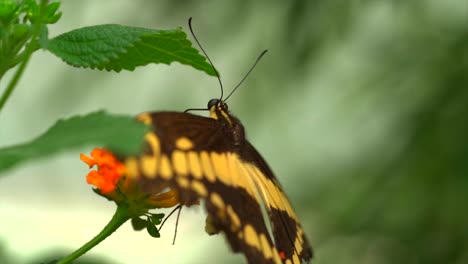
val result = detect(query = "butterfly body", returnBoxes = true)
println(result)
[124,99,312,264]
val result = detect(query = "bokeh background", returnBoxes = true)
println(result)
[1,0,467,263]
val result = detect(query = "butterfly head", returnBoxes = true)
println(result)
[207,98,228,111]
[208,98,231,124]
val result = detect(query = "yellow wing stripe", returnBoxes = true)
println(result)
[244,224,261,252]
[159,155,172,180]
[228,153,259,199]
[249,163,297,220]
[187,151,203,179]
[294,228,305,254]
[172,150,188,176]
[259,233,273,259]
[140,155,158,178]
[176,176,190,189]
[124,157,139,179]
[136,113,152,125]
[175,137,194,150]
[200,151,216,182]
[210,192,225,210]
[226,205,241,232]
[292,253,301,264]
[145,133,161,156]
[211,152,231,185]
[191,180,208,197]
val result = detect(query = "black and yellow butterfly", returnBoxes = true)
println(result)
[123,19,312,264]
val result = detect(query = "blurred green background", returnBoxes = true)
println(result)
[1,0,467,263]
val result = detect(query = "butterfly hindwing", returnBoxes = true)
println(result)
[242,142,313,263]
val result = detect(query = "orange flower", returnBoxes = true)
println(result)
[80,147,183,209]
[80,148,125,195]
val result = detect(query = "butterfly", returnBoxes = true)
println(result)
[123,18,313,264]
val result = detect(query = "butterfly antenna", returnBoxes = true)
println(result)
[188,17,224,100]
[224,49,268,102]
[183,107,208,113]
[172,206,183,245]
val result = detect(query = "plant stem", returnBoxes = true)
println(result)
[0,53,32,111]
[0,0,47,113]
[56,205,132,264]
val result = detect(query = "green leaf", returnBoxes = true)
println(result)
[0,110,149,174]
[131,217,148,231]
[46,2,60,17]
[148,213,165,225]
[45,24,216,76]
[45,2,61,24]
[146,221,161,238]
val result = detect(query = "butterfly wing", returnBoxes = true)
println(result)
[240,142,313,263]
[127,111,283,264]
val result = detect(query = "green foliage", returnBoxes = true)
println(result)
[0,0,17,19]
[146,220,161,238]
[131,217,148,231]
[0,111,149,174]
[146,213,165,238]
[0,0,61,112]
[131,213,165,238]
[148,213,165,225]
[21,0,61,24]
[45,24,216,75]
[44,1,60,23]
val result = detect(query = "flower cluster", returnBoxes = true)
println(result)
[80,148,125,195]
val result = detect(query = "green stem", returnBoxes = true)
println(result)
[0,51,33,111]
[0,0,47,113]
[56,205,132,264]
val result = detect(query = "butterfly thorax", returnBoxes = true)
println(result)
[208,98,245,147]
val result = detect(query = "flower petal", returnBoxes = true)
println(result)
[80,153,97,168]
